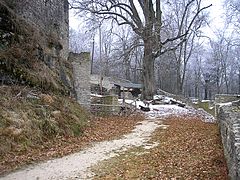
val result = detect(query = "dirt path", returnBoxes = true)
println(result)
[1,105,225,179]
[1,119,167,179]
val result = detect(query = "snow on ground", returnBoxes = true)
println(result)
[146,104,190,119]
[1,98,215,180]
[119,98,216,123]
[218,102,233,107]
[120,99,189,117]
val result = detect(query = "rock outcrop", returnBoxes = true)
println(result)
[0,0,72,93]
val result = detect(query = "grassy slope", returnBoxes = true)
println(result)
[0,86,144,175]
[0,86,89,166]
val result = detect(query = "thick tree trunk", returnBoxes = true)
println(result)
[142,39,155,100]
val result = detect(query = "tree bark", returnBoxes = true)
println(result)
[124,57,131,80]
[142,39,155,100]
[176,61,182,95]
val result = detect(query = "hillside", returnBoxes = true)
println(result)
[0,0,89,164]
[0,85,89,162]
[0,85,142,175]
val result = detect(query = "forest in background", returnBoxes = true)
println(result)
[69,0,240,100]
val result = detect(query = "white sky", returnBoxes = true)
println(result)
[69,0,226,38]
[202,0,225,38]
[69,11,84,30]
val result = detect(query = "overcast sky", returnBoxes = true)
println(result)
[69,0,226,37]
[203,0,225,36]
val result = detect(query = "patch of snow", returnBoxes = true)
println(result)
[119,99,149,109]
[162,97,173,104]
[218,102,233,107]
[145,104,190,120]
[186,107,216,123]
[91,94,103,97]
[122,98,216,123]
[201,100,210,102]
[153,95,164,100]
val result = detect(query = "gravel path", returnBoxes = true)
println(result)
[1,105,213,180]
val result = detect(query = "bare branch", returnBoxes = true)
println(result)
[129,0,143,29]
[178,0,195,37]
[162,3,212,46]
[154,39,187,57]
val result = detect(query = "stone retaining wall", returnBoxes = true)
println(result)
[218,100,240,180]
[215,94,240,117]
[215,94,240,104]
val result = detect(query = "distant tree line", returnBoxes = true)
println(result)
[69,0,240,100]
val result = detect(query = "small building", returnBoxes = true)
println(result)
[90,74,142,98]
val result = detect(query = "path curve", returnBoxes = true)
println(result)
[1,105,211,180]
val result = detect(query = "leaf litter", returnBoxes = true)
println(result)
[93,116,227,180]
[1,105,227,179]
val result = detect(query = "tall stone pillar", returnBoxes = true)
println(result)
[69,52,91,109]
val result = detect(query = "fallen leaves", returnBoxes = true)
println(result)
[0,112,228,179]
[93,116,228,180]
[0,114,144,175]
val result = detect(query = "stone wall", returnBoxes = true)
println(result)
[90,75,114,91]
[0,0,71,92]
[0,0,93,108]
[215,94,240,104]
[2,0,69,60]
[91,95,120,116]
[70,52,91,108]
[215,94,240,117]
[218,100,240,180]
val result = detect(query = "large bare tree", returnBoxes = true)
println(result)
[71,0,211,100]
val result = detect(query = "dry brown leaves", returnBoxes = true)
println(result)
[93,116,228,180]
[0,115,143,175]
